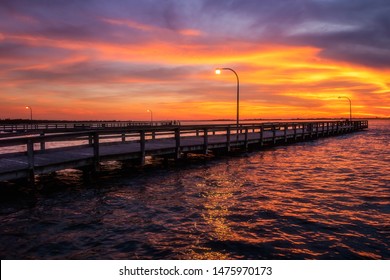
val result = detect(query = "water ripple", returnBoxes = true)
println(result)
[0,120,389,259]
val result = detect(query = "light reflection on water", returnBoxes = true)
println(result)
[0,120,389,259]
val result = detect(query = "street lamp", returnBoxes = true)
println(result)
[215,67,240,128]
[338,96,352,120]
[146,109,153,125]
[25,106,32,121]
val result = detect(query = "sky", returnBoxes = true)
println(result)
[1,0,389,121]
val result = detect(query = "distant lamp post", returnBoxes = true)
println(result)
[215,67,240,128]
[25,106,33,121]
[338,96,352,120]
[147,109,153,125]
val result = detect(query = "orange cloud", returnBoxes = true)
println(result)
[1,29,389,120]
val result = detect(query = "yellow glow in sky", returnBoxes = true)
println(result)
[1,2,389,120]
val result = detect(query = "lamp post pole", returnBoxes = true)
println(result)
[215,67,240,128]
[147,109,153,125]
[338,96,352,120]
[25,106,33,121]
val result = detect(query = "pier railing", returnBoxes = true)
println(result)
[0,120,181,136]
[0,120,368,182]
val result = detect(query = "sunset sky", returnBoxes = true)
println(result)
[1,0,389,120]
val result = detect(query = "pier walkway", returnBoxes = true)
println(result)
[0,120,368,182]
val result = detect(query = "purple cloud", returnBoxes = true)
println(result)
[1,0,389,69]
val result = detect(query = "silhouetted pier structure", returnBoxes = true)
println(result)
[0,120,180,137]
[0,120,368,182]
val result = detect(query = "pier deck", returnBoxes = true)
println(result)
[0,120,368,182]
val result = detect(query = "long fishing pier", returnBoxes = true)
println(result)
[0,120,368,182]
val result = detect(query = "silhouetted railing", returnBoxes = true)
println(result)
[0,120,181,135]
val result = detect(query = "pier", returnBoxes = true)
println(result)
[0,120,368,183]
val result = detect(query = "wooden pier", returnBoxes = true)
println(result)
[0,120,368,182]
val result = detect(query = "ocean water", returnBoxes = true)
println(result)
[0,120,389,259]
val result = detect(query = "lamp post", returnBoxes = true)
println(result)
[25,106,32,121]
[215,67,240,128]
[338,96,352,121]
[147,109,153,125]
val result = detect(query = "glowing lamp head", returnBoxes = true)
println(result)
[215,68,221,75]
[147,109,151,113]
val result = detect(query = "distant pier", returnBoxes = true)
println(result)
[0,120,368,183]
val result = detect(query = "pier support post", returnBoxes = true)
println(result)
[140,130,146,165]
[203,128,208,154]
[260,126,264,147]
[226,127,231,152]
[93,132,100,171]
[272,125,276,144]
[309,123,313,138]
[284,125,288,143]
[175,128,181,160]
[40,132,45,151]
[27,139,35,183]
[244,128,248,150]
[293,124,297,141]
[80,165,96,182]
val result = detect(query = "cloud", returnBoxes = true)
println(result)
[200,0,390,68]
[0,41,73,62]
[0,0,389,119]
[2,0,389,68]
[4,58,200,85]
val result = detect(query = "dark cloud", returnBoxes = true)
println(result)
[280,1,390,68]
[200,0,390,68]
[0,0,156,44]
[0,42,73,61]
[4,59,198,84]
[1,0,389,68]
[319,44,390,69]
[146,0,390,69]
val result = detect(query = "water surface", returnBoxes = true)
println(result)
[0,120,389,259]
